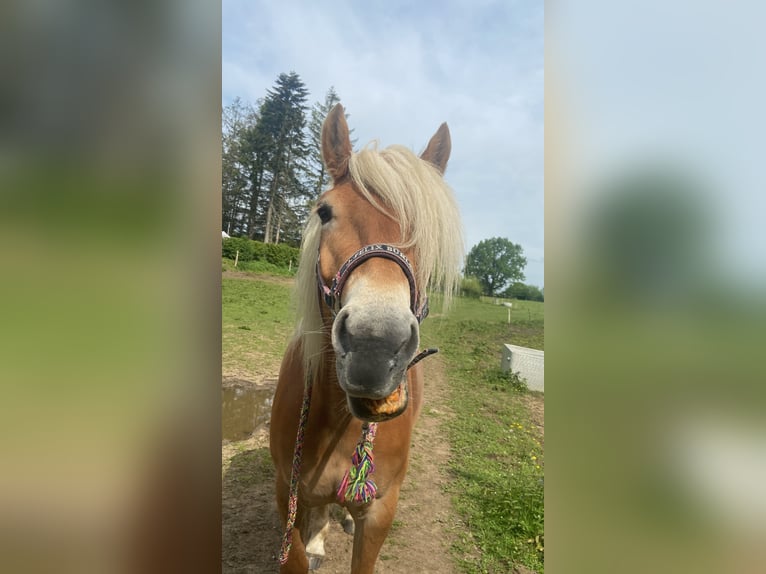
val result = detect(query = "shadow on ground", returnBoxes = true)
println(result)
[222,446,282,574]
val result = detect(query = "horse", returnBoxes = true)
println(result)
[270,103,463,573]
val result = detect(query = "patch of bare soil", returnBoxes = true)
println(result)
[222,357,463,573]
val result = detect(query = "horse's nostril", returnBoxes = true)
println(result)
[406,316,420,357]
[334,308,352,353]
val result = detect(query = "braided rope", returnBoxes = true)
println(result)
[336,422,378,503]
[278,378,313,565]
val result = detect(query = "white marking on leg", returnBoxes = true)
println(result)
[304,505,330,558]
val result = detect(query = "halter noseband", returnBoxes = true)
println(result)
[316,244,429,323]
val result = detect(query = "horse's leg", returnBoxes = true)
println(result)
[275,478,310,574]
[301,503,331,570]
[349,489,400,574]
[341,507,355,535]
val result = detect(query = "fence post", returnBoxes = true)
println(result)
[502,302,513,324]
[234,249,239,268]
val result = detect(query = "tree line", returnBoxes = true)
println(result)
[223,72,354,245]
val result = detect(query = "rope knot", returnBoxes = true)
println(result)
[337,422,379,504]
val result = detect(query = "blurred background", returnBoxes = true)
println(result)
[0,1,220,572]
[548,2,766,573]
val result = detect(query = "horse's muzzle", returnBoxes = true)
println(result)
[331,305,419,421]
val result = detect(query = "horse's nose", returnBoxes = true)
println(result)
[332,305,419,358]
[332,305,419,396]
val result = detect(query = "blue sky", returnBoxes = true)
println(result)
[222,0,544,288]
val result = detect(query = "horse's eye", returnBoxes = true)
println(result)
[317,203,333,224]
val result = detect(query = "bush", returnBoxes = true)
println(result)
[250,240,266,262]
[504,282,544,302]
[222,237,299,269]
[263,242,300,268]
[222,237,254,261]
[460,275,484,299]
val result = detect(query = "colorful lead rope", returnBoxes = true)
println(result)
[278,378,313,564]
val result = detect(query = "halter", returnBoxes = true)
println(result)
[316,243,429,323]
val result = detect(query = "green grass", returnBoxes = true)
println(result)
[222,257,297,277]
[429,295,544,349]
[421,296,545,573]
[222,277,294,378]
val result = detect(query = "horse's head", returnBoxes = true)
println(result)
[314,104,455,423]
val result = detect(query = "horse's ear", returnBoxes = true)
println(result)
[420,122,451,174]
[322,103,353,181]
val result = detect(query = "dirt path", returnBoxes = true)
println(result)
[222,356,462,573]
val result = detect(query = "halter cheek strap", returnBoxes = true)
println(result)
[316,244,429,323]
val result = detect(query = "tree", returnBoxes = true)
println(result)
[464,237,527,296]
[221,76,359,245]
[255,72,310,244]
[306,87,355,197]
[240,100,273,239]
[222,98,258,236]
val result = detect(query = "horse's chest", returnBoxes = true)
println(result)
[299,450,355,504]
[298,433,406,506]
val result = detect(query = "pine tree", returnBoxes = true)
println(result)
[254,72,310,244]
[306,87,356,197]
[240,110,272,239]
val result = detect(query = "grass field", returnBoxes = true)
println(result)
[421,296,545,573]
[221,276,293,378]
[223,256,297,277]
[222,273,544,572]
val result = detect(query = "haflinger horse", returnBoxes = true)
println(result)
[270,104,463,574]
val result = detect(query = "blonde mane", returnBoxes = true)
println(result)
[292,142,464,378]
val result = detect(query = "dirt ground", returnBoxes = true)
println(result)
[222,357,543,573]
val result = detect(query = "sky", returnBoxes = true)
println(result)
[222,0,544,288]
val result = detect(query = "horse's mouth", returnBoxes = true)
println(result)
[346,380,409,423]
